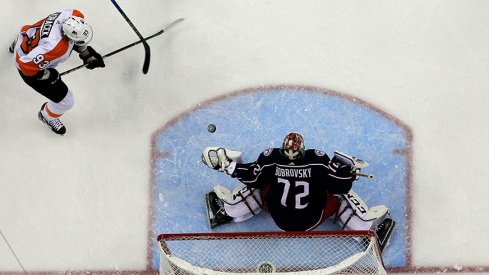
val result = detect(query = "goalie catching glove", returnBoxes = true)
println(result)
[201,147,241,174]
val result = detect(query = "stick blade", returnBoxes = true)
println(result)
[142,41,151,74]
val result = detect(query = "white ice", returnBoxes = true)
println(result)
[1,1,489,274]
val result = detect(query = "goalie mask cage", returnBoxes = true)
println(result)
[157,230,387,275]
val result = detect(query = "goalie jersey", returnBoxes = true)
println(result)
[231,148,354,231]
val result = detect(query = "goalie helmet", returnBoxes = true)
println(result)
[281,132,305,160]
[62,16,93,46]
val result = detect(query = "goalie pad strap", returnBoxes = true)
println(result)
[334,202,354,229]
[235,189,262,215]
[214,184,261,206]
[214,184,262,222]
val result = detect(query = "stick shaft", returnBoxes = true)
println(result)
[110,0,150,74]
[357,172,374,179]
[60,18,184,76]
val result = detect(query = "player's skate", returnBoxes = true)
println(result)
[205,191,232,229]
[38,103,66,135]
[375,218,395,252]
[8,40,16,53]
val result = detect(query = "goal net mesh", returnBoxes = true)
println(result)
[157,231,386,275]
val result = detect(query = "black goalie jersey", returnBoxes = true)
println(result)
[231,148,354,231]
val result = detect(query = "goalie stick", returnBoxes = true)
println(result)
[60,18,184,76]
[355,171,375,179]
[110,0,151,74]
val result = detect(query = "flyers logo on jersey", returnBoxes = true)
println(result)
[41,12,61,39]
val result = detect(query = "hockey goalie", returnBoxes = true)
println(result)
[201,132,396,251]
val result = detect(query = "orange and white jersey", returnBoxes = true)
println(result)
[13,9,86,77]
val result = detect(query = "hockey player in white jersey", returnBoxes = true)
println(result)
[10,9,105,135]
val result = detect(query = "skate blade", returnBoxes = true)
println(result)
[205,193,216,229]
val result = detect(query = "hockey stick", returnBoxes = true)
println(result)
[0,229,27,275]
[60,18,184,76]
[355,171,375,179]
[110,0,151,74]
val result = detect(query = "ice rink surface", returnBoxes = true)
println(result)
[1,0,489,274]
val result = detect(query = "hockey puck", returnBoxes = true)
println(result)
[207,124,216,133]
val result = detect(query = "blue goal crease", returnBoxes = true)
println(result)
[151,87,410,269]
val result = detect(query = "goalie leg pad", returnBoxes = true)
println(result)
[336,190,389,231]
[335,191,396,252]
[213,184,234,204]
[214,184,262,222]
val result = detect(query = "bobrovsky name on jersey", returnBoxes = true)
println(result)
[275,167,312,178]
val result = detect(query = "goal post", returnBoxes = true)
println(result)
[157,230,387,274]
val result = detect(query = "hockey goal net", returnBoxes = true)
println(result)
[157,230,386,275]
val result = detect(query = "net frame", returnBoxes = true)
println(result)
[157,230,387,275]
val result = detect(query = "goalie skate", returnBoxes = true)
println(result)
[375,218,396,252]
[205,191,232,229]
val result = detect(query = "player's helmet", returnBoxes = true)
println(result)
[62,16,93,46]
[281,132,305,160]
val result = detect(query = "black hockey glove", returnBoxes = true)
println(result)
[36,68,60,84]
[79,46,105,69]
[337,163,357,179]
